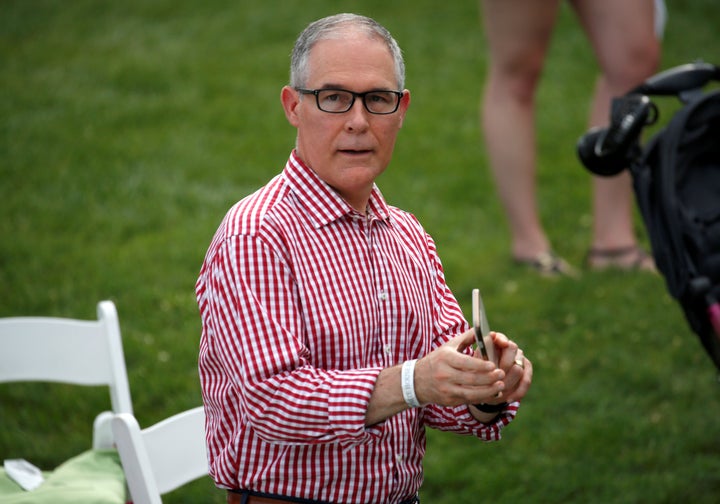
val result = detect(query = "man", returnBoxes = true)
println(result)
[196,13,532,504]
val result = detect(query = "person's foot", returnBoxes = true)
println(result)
[586,245,656,272]
[514,251,579,278]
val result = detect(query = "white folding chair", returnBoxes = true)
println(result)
[111,406,208,504]
[0,300,134,501]
[0,299,133,446]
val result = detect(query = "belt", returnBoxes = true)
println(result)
[228,490,420,504]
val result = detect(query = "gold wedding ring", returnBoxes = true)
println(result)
[514,357,525,370]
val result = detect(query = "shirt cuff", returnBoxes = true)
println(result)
[465,401,519,441]
[327,367,385,444]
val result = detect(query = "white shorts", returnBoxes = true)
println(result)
[654,0,667,39]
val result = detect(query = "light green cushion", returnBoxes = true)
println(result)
[0,450,126,503]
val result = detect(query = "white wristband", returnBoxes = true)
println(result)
[401,359,422,408]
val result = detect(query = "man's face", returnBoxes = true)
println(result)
[281,32,410,211]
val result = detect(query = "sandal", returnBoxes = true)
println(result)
[586,245,656,272]
[514,251,579,278]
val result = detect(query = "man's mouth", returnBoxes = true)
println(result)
[339,148,372,155]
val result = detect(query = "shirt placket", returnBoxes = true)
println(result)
[364,213,395,368]
[366,212,410,502]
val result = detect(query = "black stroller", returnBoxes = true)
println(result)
[577,62,720,371]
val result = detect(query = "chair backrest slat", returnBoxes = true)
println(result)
[0,300,133,417]
[112,407,208,504]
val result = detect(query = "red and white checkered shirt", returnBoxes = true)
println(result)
[196,151,517,504]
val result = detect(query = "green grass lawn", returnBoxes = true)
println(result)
[2,1,719,502]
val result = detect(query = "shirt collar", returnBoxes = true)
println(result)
[283,150,391,228]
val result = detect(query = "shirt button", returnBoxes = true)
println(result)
[396,454,404,463]
[384,344,392,355]
[378,290,388,301]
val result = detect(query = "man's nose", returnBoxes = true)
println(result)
[344,98,370,129]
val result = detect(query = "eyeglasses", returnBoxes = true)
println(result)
[295,88,404,115]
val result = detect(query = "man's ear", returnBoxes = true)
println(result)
[397,89,411,128]
[281,86,301,127]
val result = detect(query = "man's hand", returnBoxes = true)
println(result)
[413,329,505,407]
[490,331,532,405]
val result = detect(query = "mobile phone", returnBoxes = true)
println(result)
[472,288,496,364]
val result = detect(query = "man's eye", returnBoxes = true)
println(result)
[321,91,350,103]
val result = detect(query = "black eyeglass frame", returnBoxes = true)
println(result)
[295,87,404,115]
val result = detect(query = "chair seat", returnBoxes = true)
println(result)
[0,449,126,503]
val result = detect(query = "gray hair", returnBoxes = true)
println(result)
[289,13,405,90]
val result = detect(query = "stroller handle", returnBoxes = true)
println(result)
[631,62,720,96]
